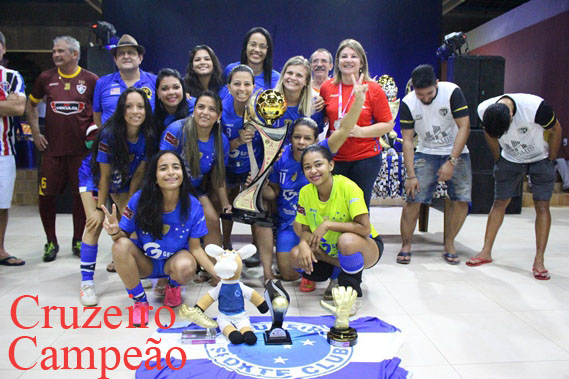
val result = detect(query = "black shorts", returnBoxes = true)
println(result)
[302,235,384,281]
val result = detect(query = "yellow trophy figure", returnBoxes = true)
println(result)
[320,286,359,347]
[377,75,402,149]
[232,89,289,226]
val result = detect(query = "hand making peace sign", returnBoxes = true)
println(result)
[101,204,120,236]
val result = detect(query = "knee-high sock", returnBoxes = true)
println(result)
[72,193,86,241]
[126,282,147,304]
[80,243,97,282]
[39,194,57,244]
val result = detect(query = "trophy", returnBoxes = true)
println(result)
[232,89,289,227]
[378,74,402,150]
[320,286,358,347]
[263,279,292,345]
[179,304,218,345]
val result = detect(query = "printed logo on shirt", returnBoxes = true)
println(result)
[98,141,109,153]
[75,80,87,95]
[438,108,449,117]
[164,131,179,147]
[49,82,59,87]
[162,225,170,235]
[349,197,360,204]
[50,101,85,115]
[291,172,298,182]
[413,114,423,120]
[123,205,134,220]
[110,87,121,95]
[141,87,153,99]
[297,204,306,215]
[518,127,528,134]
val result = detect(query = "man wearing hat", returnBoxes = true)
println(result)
[93,34,157,126]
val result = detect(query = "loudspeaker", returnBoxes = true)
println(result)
[446,56,505,129]
[467,129,495,171]
[80,46,114,77]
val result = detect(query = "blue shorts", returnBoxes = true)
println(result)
[494,157,555,201]
[78,156,97,193]
[276,225,299,253]
[145,258,168,279]
[408,152,472,204]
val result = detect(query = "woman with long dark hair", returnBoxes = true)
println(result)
[220,27,280,99]
[154,68,194,138]
[291,143,384,316]
[77,87,156,306]
[160,90,231,248]
[183,45,224,97]
[102,151,217,326]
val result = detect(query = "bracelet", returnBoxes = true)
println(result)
[406,176,416,179]
[110,230,120,236]
[96,207,104,212]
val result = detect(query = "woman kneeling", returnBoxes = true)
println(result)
[102,151,217,326]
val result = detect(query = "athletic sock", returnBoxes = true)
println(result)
[331,266,341,279]
[80,242,98,281]
[38,195,57,244]
[126,282,147,304]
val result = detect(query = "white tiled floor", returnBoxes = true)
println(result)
[1,205,568,378]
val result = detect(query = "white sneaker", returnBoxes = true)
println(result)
[350,298,362,317]
[141,279,153,288]
[80,283,98,306]
[322,279,338,301]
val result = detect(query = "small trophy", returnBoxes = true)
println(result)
[263,279,292,345]
[178,304,218,345]
[320,286,358,347]
[378,75,402,150]
[232,89,288,227]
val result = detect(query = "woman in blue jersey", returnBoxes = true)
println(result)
[154,68,195,138]
[273,56,325,137]
[220,27,279,99]
[292,142,384,315]
[102,151,218,326]
[77,87,156,306]
[264,74,368,285]
[183,45,224,98]
[160,90,231,248]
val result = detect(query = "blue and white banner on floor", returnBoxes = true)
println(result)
[136,316,409,378]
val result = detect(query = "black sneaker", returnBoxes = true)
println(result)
[243,251,261,268]
[42,242,59,262]
[72,239,81,257]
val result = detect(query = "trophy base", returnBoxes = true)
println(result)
[181,328,217,344]
[232,208,274,228]
[327,327,358,347]
[263,329,292,345]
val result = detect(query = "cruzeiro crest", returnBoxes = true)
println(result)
[205,321,352,378]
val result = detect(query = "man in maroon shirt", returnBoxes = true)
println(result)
[27,36,98,262]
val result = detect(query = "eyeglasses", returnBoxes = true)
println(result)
[247,41,268,51]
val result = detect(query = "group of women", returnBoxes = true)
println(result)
[79,26,395,326]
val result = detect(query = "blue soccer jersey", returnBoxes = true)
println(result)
[269,139,330,230]
[159,119,230,188]
[162,98,196,128]
[219,61,280,99]
[93,70,157,124]
[96,131,147,192]
[221,94,263,175]
[119,190,207,260]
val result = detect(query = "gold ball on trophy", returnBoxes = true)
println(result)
[377,74,398,102]
[272,296,289,312]
[256,89,287,126]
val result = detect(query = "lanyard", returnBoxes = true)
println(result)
[337,82,355,120]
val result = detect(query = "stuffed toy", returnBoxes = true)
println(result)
[179,244,269,345]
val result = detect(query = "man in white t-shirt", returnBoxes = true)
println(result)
[398,64,471,265]
[467,94,561,280]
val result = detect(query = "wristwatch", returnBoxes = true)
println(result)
[448,156,458,166]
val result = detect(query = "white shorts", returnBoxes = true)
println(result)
[0,155,16,209]
[217,311,251,333]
